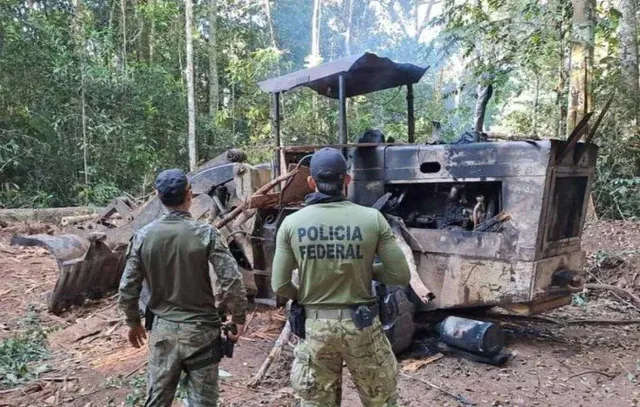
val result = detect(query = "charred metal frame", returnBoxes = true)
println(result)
[338,74,347,155]
[272,92,281,178]
[407,84,415,143]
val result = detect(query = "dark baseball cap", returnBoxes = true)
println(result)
[154,168,190,205]
[310,148,347,182]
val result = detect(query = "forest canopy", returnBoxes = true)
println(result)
[0,0,638,219]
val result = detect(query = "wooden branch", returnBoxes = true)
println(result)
[400,373,474,406]
[585,283,640,308]
[564,370,618,381]
[247,319,292,388]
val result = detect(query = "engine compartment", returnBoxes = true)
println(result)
[384,181,502,232]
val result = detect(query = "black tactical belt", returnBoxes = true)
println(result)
[304,304,379,324]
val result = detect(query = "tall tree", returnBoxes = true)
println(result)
[345,0,354,56]
[209,0,219,118]
[618,0,639,125]
[71,0,89,186]
[566,0,595,134]
[264,0,277,49]
[185,0,197,170]
[307,0,322,67]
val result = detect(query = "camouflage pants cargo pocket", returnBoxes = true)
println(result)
[292,320,344,407]
[291,345,316,399]
[292,318,398,407]
[344,319,398,407]
[145,319,220,407]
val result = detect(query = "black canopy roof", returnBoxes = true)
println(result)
[257,53,428,98]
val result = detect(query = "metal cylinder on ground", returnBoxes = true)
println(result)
[437,316,505,355]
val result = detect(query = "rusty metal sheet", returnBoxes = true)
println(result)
[408,228,503,259]
[415,253,534,311]
[257,53,427,98]
[280,164,312,204]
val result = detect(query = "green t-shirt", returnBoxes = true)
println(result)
[271,200,410,307]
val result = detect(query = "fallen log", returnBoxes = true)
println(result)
[0,206,102,224]
[60,213,100,226]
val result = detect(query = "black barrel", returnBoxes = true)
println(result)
[438,316,505,355]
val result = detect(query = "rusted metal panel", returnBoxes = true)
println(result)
[408,228,503,259]
[502,295,572,315]
[530,251,585,299]
[414,253,534,310]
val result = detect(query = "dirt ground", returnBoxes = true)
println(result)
[0,220,639,407]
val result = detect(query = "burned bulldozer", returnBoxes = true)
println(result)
[12,53,599,355]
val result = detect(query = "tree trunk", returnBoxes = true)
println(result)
[81,71,88,186]
[185,0,197,170]
[308,0,322,67]
[566,0,595,135]
[618,0,639,125]
[209,0,219,118]
[474,84,493,133]
[120,0,127,71]
[533,74,540,135]
[72,0,89,186]
[264,0,277,49]
[345,0,354,55]
[149,0,155,64]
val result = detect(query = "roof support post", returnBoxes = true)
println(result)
[338,74,347,157]
[407,84,415,143]
[272,91,281,178]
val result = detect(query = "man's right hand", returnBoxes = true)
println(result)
[226,324,244,342]
[128,325,147,348]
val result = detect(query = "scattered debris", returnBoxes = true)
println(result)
[402,353,444,372]
[247,320,292,388]
[585,283,640,308]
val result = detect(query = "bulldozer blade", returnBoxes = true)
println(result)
[11,234,90,266]
[49,237,126,315]
[11,233,126,314]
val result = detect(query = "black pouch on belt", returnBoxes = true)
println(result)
[183,335,224,373]
[144,306,155,331]
[350,304,378,330]
[288,301,306,339]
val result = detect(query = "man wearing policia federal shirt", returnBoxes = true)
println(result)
[271,147,411,406]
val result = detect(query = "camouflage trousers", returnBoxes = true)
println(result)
[145,318,220,407]
[292,315,398,407]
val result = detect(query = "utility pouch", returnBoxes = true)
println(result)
[144,306,155,331]
[288,301,306,339]
[183,336,224,373]
[350,305,378,330]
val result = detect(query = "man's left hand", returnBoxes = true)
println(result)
[128,325,147,348]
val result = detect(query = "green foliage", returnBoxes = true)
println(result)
[0,0,637,219]
[125,375,146,406]
[0,314,50,387]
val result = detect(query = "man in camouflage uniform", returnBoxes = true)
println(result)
[271,148,411,406]
[119,168,248,407]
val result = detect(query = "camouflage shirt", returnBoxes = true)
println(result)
[118,210,247,327]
